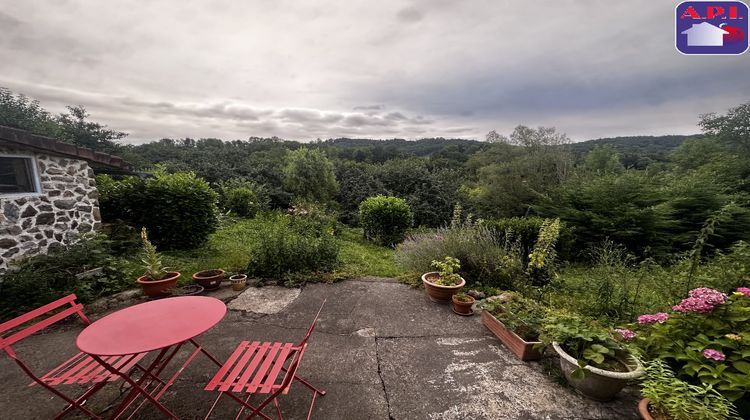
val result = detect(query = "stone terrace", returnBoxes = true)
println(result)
[0,279,639,419]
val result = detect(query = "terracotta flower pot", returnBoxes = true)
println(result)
[553,342,643,401]
[481,310,542,361]
[422,272,465,303]
[451,294,475,315]
[638,398,655,420]
[230,274,247,291]
[192,269,225,290]
[136,271,181,298]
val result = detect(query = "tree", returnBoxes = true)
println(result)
[282,147,338,203]
[56,106,126,152]
[583,145,624,174]
[700,102,750,154]
[335,161,385,225]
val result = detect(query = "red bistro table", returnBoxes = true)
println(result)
[77,296,227,419]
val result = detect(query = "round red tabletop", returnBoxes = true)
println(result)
[77,296,226,356]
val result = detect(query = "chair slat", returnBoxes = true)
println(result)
[205,340,251,391]
[2,305,83,347]
[50,355,97,385]
[259,343,294,393]
[0,295,77,335]
[106,352,147,382]
[35,352,87,385]
[245,342,283,393]
[225,341,267,392]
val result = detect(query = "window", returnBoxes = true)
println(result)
[0,155,41,195]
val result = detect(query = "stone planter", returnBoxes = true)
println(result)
[422,272,465,303]
[192,269,225,290]
[553,342,643,401]
[136,271,181,298]
[481,310,542,361]
[230,274,247,291]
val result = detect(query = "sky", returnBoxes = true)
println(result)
[1,1,748,144]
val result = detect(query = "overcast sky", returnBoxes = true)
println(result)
[1,1,748,144]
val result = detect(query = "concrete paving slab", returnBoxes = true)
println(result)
[227,285,300,314]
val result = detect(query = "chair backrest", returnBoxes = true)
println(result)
[297,299,326,347]
[0,294,90,358]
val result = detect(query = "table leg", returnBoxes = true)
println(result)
[90,350,178,419]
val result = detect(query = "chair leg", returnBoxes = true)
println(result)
[273,398,283,420]
[54,380,108,419]
[280,367,326,396]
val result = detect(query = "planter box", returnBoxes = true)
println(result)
[481,310,542,361]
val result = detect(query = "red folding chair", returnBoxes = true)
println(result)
[0,294,148,419]
[204,300,327,420]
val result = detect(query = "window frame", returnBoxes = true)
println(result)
[0,153,43,198]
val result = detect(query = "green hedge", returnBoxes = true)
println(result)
[97,171,219,250]
[359,195,413,246]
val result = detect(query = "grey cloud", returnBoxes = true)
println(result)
[396,7,424,23]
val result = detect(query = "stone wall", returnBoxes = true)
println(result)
[0,148,101,271]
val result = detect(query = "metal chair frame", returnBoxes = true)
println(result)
[0,294,146,419]
[204,300,327,420]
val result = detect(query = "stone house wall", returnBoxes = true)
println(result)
[0,148,101,271]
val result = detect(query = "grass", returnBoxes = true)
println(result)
[153,217,403,284]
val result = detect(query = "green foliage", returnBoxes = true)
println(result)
[539,311,628,372]
[140,228,168,280]
[481,292,546,341]
[246,212,340,278]
[633,290,750,403]
[700,101,750,154]
[582,144,624,174]
[527,218,561,286]
[359,195,413,246]
[97,170,219,250]
[640,359,737,420]
[429,256,463,286]
[334,161,385,225]
[217,178,268,218]
[395,224,524,289]
[282,147,338,203]
[0,234,134,320]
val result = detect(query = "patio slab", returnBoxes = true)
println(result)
[0,278,639,419]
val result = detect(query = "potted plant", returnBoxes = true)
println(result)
[422,256,465,303]
[230,273,247,291]
[632,287,750,417]
[452,292,475,316]
[539,311,643,401]
[136,228,181,298]
[637,359,737,420]
[480,292,544,361]
[192,268,225,290]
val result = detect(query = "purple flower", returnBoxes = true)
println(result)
[615,328,636,341]
[673,288,728,314]
[703,349,726,362]
[673,297,716,314]
[689,288,727,305]
[737,287,750,297]
[637,313,669,324]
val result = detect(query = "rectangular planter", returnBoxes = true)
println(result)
[481,310,542,361]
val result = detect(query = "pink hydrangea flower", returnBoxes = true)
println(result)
[689,288,728,305]
[615,328,636,341]
[673,288,728,313]
[637,313,669,324]
[703,349,726,362]
[737,287,750,297]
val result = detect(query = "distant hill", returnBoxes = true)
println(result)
[572,134,700,158]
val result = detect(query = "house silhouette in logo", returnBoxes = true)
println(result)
[681,22,730,46]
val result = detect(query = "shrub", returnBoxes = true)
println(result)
[359,195,413,246]
[640,360,737,420]
[481,216,573,264]
[97,170,219,250]
[282,147,338,203]
[217,178,268,218]
[633,287,750,408]
[246,212,340,278]
[0,234,134,319]
[395,224,524,289]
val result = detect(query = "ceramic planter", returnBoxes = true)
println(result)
[230,274,247,291]
[553,342,643,401]
[136,271,181,298]
[451,294,475,315]
[422,272,465,303]
[192,269,225,290]
[481,310,542,361]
